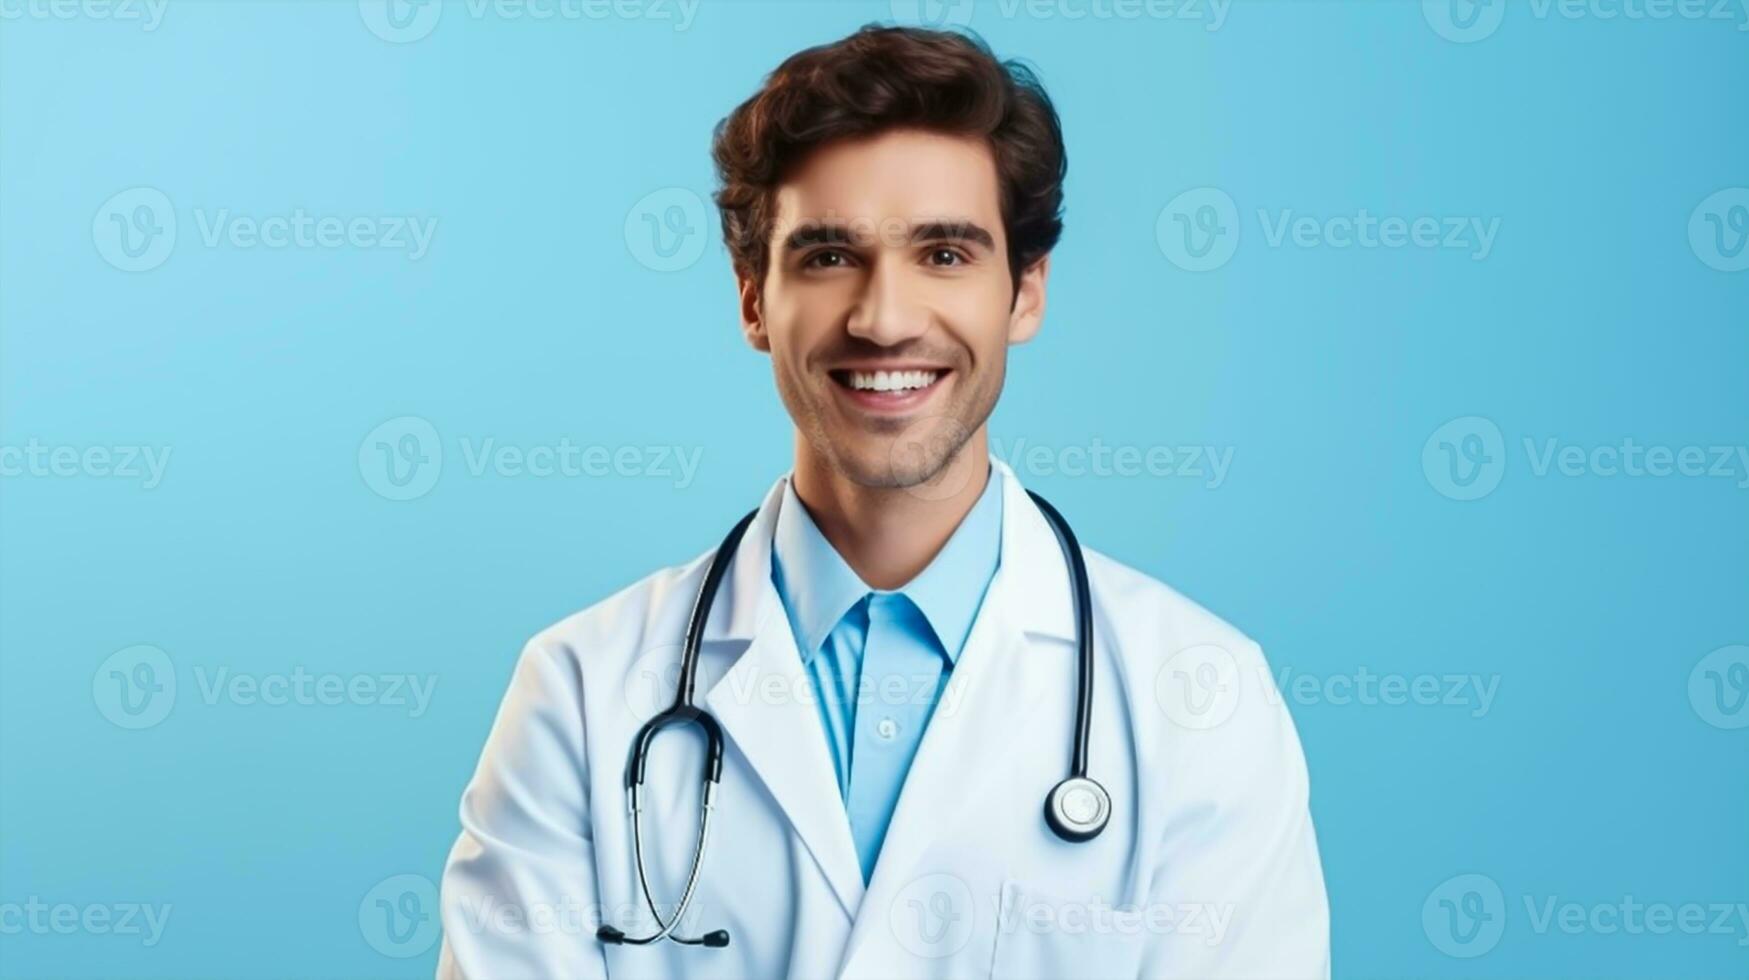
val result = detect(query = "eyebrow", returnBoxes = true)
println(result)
[781,219,997,254]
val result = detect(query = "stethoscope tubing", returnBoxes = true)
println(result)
[1024,490,1095,779]
[601,487,1103,950]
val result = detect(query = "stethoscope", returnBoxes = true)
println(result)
[596,489,1108,950]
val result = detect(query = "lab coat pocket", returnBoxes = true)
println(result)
[988,879,1148,980]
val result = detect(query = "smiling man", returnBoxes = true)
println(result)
[438,24,1328,978]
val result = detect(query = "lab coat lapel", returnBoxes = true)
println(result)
[838,459,1078,970]
[702,478,867,925]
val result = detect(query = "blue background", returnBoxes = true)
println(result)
[2,0,1745,976]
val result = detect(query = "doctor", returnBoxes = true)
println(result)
[437,24,1328,979]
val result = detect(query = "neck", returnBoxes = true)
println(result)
[789,428,992,591]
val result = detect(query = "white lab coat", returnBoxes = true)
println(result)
[436,456,1329,979]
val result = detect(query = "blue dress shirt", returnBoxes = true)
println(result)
[769,464,1004,883]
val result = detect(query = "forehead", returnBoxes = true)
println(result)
[770,128,1003,237]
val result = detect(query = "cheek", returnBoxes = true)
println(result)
[764,279,844,347]
[933,278,1014,353]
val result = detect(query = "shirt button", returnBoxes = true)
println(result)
[876,717,898,740]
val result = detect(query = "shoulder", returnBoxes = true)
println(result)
[1081,545,1265,669]
[524,548,714,670]
[1080,546,1307,791]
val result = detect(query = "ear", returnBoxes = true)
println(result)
[1005,253,1050,345]
[738,273,770,352]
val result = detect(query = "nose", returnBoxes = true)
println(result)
[844,256,930,347]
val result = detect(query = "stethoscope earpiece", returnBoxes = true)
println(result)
[597,925,730,948]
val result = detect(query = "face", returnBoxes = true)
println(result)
[738,127,1050,490]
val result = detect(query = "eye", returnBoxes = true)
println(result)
[804,249,852,269]
[927,247,968,267]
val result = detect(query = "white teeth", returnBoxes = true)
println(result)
[847,369,939,392]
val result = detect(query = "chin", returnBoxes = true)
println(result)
[821,429,970,492]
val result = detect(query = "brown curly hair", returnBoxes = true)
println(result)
[710,24,1066,295]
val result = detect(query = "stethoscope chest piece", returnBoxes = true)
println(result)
[1044,775,1110,842]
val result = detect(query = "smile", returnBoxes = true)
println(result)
[828,367,951,414]
[841,369,940,392]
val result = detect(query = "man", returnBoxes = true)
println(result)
[438,24,1328,978]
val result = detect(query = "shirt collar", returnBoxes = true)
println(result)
[770,462,1005,666]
